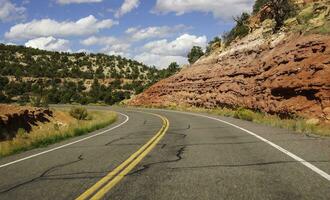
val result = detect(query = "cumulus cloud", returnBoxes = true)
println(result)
[81,36,131,57]
[0,0,26,22]
[125,24,190,41]
[134,53,187,69]
[115,0,140,18]
[25,36,71,52]
[5,15,118,40]
[143,33,207,57]
[101,42,131,57]
[56,0,102,4]
[153,0,253,20]
[77,48,90,53]
[134,33,207,68]
[107,50,131,57]
[81,36,118,46]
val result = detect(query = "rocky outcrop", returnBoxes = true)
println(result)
[0,104,53,140]
[129,33,330,121]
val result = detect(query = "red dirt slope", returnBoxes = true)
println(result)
[129,34,330,121]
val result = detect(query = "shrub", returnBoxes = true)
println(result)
[234,108,255,121]
[30,96,48,108]
[16,128,28,139]
[53,123,60,131]
[187,46,204,64]
[69,107,88,120]
[268,0,297,31]
[253,0,270,14]
[206,37,222,55]
[223,12,250,46]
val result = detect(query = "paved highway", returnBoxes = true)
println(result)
[0,107,329,200]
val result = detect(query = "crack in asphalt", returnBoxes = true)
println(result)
[169,160,330,170]
[105,131,139,146]
[175,141,262,146]
[0,155,84,194]
[109,143,167,147]
[128,146,186,176]
[125,124,191,175]
[0,122,192,194]
[170,124,191,132]
[167,132,187,138]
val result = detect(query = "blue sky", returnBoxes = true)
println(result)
[0,0,254,68]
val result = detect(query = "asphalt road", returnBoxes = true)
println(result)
[0,106,329,200]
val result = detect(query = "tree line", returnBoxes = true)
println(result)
[0,44,181,106]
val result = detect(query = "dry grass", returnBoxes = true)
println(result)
[0,109,117,157]
[129,105,330,137]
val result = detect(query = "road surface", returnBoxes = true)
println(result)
[0,106,329,200]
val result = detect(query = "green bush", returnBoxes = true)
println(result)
[69,107,88,120]
[223,12,250,46]
[253,0,269,14]
[234,108,255,121]
[269,0,297,31]
[16,128,28,139]
[187,46,204,64]
[206,37,222,55]
[30,96,48,108]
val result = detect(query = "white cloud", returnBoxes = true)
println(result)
[77,48,90,53]
[25,36,71,52]
[5,15,118,40]
[143,33,207,57]
[0,0,26,22]
[134,53,187,69]
[153,0,253,20]
[107,50,131,58]
[81,36,118,46]
[115,0,140,18]
[101,43,131,57]
[134,33,207,68]
[56,0,102,5]
[104,43,130,52]
[125,24,190,41]
[81,36,131,57]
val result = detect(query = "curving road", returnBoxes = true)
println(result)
[0,106,329,200]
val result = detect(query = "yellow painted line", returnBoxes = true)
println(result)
[76,112,169,200]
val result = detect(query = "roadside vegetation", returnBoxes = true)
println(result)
[0,107,117,157]
[134,105,330,137]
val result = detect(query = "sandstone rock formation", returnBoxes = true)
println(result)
[129,33,330,122]
[0,104,53,140]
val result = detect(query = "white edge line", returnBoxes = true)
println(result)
[0,112,129,169]
[145,108,330,181]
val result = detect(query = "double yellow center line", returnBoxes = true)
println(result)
[76,112,169,200]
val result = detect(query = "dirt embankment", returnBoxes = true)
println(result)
[129,34,330,122]
[0,104,53,140]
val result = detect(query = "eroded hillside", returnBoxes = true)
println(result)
[129,1,330,122]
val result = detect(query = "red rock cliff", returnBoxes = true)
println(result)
[129,34,330,121]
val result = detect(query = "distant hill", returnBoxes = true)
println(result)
[0,44,178,105]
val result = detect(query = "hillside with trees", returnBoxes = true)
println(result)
[0,44,179,106]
